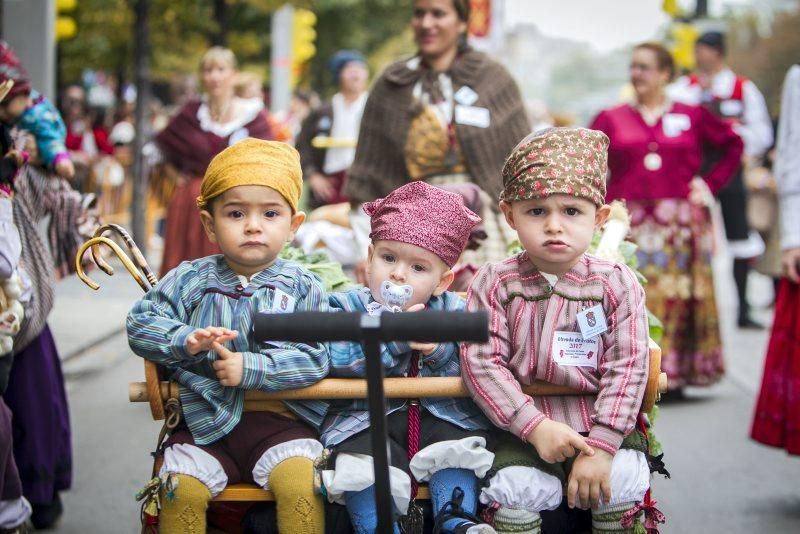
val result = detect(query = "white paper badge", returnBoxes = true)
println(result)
[455,105,491,128]
[271,288,296,314]
[576,304,609,340]
[662,113,690,138]
[552,331,600,369]
[454,85,479,106]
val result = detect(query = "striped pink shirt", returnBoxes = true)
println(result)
[461,252,649,455]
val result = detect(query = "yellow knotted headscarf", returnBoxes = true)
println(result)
[196,138,303,212]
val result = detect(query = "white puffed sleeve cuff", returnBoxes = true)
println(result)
[604,449,650,507]
[480,465,563,512]
[160,443,228,497]
[0,496,32,530]
[409,437,495,482]
[321,453,412,515]
[251,438,323,490]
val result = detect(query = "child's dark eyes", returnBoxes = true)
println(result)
[411,264,427,273]
[227,210,244,219]
[264,210,279,218]
[527,208,545,216]
[381,254,396,263]
[565,207,581,216]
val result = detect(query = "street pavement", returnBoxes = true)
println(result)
[42,251,800,533]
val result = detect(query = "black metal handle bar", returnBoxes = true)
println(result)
[253,310,489,343]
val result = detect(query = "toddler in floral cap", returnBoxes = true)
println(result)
[462,128,660,534]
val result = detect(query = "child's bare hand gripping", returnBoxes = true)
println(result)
[527,419,595,464]
[406,303,436,355]
[567,449,614,510]
[211,342,244,387]
[185,327,238,355]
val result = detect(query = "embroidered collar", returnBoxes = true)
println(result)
[216,255,283,290]
[197,96,264,137]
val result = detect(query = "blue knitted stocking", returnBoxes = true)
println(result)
[344,485,401,534]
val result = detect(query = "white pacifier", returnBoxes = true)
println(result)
[380,280,413,312]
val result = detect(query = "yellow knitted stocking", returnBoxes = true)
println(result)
[158,474,212,534]
[268,457,324,534]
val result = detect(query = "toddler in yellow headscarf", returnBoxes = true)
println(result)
[128,138,327,533]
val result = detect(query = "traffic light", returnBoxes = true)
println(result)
[670,22,700,72]
[662,0,683,18]
[56,0,78,41]
[292,8,317,66]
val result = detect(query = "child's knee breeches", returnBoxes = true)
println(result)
[159,412,323,494]
[322,411,495,515]
[158,413,325,533]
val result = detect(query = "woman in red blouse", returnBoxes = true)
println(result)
[590,42,743,391]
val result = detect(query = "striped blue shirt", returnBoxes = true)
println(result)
[320,288,491,447]
[127,255,329,445]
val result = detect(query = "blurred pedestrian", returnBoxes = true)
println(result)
[751,64,800,454]
[590,42,743,392]
[670,31,774,329]
[0,87,32,534]
[282,88,319,144]
[346,0,529,281]
[296,50,369,209]
[234,71,265,101]
[0,41,74,181]
[1,128,74,530]
[153,46,274,276]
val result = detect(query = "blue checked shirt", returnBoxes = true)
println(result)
[320,288,491,447]
[127,255,329,445]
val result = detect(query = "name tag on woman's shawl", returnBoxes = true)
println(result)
[455,105,490,128]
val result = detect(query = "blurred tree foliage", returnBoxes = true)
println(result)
[310,0,414,94]
[728,8,800,116]
[59,0,416,98]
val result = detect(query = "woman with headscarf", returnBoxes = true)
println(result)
[589,43,743,392]
[154,46,273,276]
[346,0,529,274]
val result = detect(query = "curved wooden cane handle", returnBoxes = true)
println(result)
[75,236,150,292]
[92,224,158,288]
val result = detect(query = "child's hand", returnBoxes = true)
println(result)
[567,449,614,509]
[211,342,244,387]
[55,157,75,180]
[185,327,238,355]
[406,303,437,355]
[527,419,595,464]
